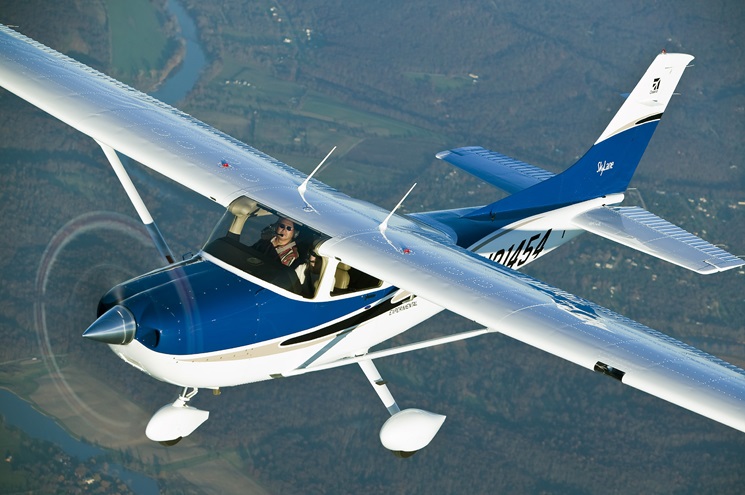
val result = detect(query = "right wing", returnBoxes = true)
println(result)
[318,223,745,434]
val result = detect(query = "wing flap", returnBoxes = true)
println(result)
[436,146,555,194]
[573,206,743,273]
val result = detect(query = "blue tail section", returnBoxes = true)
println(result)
[465,119,660,220]
[463,52,693,221]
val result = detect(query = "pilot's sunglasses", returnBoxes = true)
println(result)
[277,224,293,231]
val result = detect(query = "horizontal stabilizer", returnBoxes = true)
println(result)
[572,206,744,274]
[436,146,555,194]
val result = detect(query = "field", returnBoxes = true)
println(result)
[103,0,179,86]
[1,1,744,494]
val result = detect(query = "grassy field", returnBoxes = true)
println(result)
[214,56,435,139]
[403,71,476,91]
[299,92,431,137]
[189,54,449,205]
[103,0,171,77]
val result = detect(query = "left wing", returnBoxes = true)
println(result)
[3,26,745,433]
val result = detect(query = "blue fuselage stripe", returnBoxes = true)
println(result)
[100,258,395,355]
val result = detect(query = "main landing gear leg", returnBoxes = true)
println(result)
[145,387,210,446]
[358,360,446,458]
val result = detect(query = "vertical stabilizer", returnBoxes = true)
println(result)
[595,51,694,145]
[466,52,694,221]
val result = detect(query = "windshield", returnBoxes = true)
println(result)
[203,196,382,299]
[202,197,326,298]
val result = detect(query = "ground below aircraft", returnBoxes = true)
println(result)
[1,25,743,456]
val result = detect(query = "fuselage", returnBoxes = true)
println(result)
[99,195,620,389]
[101,254,444,387]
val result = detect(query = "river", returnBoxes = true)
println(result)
[0,1,208,493]
[0,388,159,493]
[150,0,207,105]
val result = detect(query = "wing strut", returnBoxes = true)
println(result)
[284,327,493,376]
[97,141,175,264]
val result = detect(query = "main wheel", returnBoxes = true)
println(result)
[159,437,182,447]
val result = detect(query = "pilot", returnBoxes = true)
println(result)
[252,217,301,267]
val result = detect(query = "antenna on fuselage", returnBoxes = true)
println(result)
[379,183,417,254]
[379,183,417,235]
[299,145,336,212]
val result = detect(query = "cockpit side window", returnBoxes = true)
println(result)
[330,262,382,296]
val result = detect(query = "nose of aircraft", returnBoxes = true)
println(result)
[83,305,137,345]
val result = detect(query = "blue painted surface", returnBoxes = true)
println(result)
[102,257,394,355]
[465,121,660,220]
[413,120,661,247]
[438,146,555,194]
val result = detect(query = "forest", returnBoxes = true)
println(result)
[0,1,744,494]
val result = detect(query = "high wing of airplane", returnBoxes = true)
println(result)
[1,25,744,456]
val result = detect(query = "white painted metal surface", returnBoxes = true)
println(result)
[2,26,745,435]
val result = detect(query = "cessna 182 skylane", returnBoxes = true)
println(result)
[2,25,744,455]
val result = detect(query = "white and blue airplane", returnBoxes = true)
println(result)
[1,25,744,456]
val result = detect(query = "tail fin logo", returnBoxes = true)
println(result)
[597,160,614,176]
[650,77,661,94]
